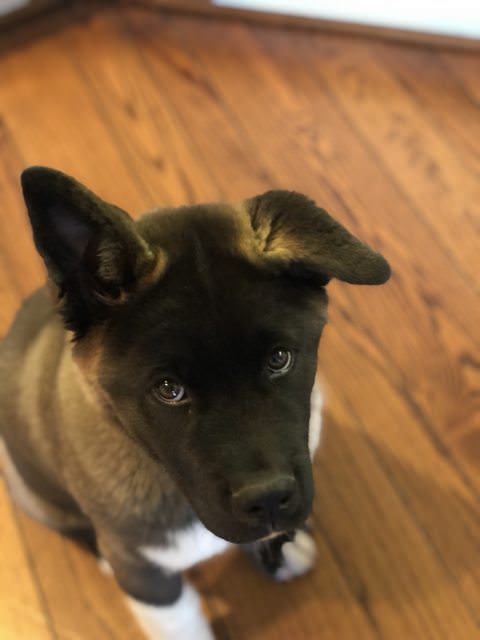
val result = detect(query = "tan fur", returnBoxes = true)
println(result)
[136,248,169,289]
[232,202,269,260]
[232,202,310,267]
[0,438,87,529]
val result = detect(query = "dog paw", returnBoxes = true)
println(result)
[274,530,317,582]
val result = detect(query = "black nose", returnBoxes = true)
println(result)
[231,475,299,527]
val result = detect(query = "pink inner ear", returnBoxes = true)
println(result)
[49,203,94,261]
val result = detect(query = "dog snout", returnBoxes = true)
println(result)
[231,475,299,528]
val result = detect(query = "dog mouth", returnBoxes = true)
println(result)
[258,528,293,542]
[188,480,313,543]
[193,502,311,544]
[215,517,305,544]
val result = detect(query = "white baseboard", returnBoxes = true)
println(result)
[214,0,480,39]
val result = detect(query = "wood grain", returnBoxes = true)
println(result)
[0,7,479,639]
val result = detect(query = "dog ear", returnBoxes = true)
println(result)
[245,190,390,286]
[21,166,158,335]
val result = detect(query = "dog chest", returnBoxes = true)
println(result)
[140,520,231,572]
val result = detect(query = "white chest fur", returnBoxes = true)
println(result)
[140,520,231,572]
[308,380,323,457]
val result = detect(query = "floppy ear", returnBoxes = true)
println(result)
[21,166,158,336]
[245,190,390,286]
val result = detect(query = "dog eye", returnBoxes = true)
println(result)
[267,348,294,376]
[153,378,187,404]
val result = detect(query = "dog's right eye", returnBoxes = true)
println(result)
[152,378,188,405]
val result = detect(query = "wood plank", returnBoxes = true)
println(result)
[441,50,480,104]
[304,36,480,293]
[372,45,480,175]
[58,13,221,206]
[116,10,272,201]
[319,325,480,631]
[0,479,54,640]
[0,30,150,216]
[0,112,45,301]
[16,513,145,640]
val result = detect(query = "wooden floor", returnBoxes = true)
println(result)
[0,7,479,639]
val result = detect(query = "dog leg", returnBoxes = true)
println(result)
[98,533,214,640]
[126,582,214,640]
[249,528,317,582]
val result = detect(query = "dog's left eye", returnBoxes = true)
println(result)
[267,348,294,376]
[153,378,188,404]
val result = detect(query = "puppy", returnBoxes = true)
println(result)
[0,167,390,639]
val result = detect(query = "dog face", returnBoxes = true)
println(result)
[21,167,390,543]
[86,247,327,543]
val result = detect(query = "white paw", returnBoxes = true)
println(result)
[274,530,317,582]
